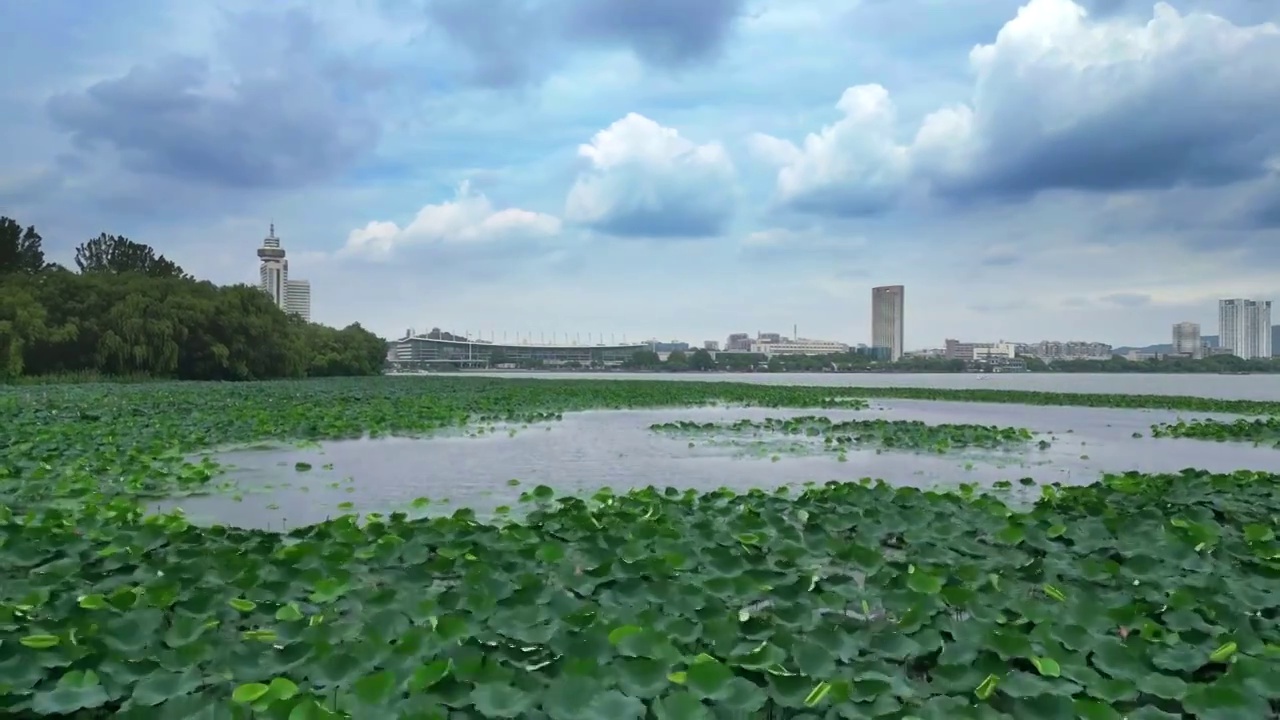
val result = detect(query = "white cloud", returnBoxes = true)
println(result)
[751,84,912,215]
[564,112,737,238]
[340,181,561,260]
[755,0,1280,214]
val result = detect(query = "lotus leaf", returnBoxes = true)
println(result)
[3,377,1280,718]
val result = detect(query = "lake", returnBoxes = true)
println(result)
[445,371,1280,401]
[156,399,1280,530]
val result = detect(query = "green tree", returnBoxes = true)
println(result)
[74,233,189,279]
[689,348,717,371]
[0,217,46,275]
[0,216,388,382]
[624,350,662,369]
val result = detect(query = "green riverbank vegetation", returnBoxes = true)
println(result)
[0,217,386,381]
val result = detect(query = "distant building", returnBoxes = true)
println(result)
[648,340,690,353]
[256,224,310,321]
[285,280,311,322]
[389,333,646,369]
[1171,321,1201,359]
[871,285,905,361]
[972,343,1016,361]
[704,340,720,351]
[725,333,752,351]
[749,338,849,356]
[1219,299,1272,360]
[1015,340,1113,360]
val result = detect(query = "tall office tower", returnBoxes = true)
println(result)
[1219,298,1272,360]
[871,285,905,361]
[257,224,311,320]
[257,224,288,307]
[1171,321,1202,359]
[285,279,311,322]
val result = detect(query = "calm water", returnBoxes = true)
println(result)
[156,400,1280,530]
[448,371,1280,401]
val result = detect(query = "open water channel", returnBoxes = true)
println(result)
[154,398,1280,530]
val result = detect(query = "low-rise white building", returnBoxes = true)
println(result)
[749,338,849,356]
[972,343,1016,361]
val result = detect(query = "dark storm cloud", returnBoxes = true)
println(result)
[420,0,748,87]
[942,115,1280,201]
[45,9,382,190]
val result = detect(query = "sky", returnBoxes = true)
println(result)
[2,0,1279,349]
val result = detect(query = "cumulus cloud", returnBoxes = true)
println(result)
[45,9,381,189]
[422,0,747,87]
[341,181,562,260]
[564,113,737,238]
[755,0,1280,214]
[751,85,910,216]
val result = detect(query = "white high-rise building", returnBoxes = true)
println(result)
[285,279,311,322]
[257,224,311,321]
[872,285,905,361]
[1172,321,1202,359]
[1219,299,1272,360]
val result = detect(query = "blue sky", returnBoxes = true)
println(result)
[3,0,1278,349]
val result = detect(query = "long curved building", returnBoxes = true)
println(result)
[387,333,648,369]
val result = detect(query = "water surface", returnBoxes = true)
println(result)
[156,400,1279,530]
[445,371,1280,401]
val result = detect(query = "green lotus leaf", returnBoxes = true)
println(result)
[793,639,836,678]
[1028,656,1061,678]
[470,681,535,718]
[683,656,735,701]
[541,674,603,719]
[653,690,713,720]
[1124,707,1181,720]
[286,697,342,719]
[231,682,270,703]
[77,593,107,610]
[906,570,944,594]
[130,669,201,707]
[410,659,451,691]
[19,634,60,649]
[613,657,672,698]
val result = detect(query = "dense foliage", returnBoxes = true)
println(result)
[2,377,1279,718]
[1049,354,1280,374]
[605,348,1280,374]
[651,416,1037,453]
[0,216,385,381]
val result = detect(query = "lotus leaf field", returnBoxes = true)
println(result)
[2,376,1280,719]
[650,417,1037,454]
[1151,417,1280,448]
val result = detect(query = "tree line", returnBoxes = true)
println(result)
[0,216,387,381]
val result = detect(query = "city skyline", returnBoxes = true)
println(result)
[3,0,1278,346]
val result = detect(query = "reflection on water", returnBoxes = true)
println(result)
[153,400,1280,530]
